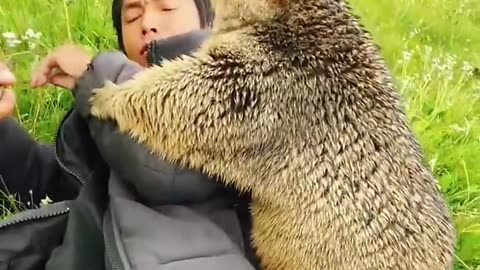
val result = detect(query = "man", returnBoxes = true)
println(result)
[0,0,215,206]
[0,1,258,269]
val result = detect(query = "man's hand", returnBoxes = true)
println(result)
[0,62,16,120]
[30,43,92,90]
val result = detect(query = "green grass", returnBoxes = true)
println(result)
[0,0,479,268]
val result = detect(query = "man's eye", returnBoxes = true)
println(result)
[127,15,141,23]
[158,0,178,11]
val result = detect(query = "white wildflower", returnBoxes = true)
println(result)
[409,28,421,38]
[473,83,480,98]
[20,28,42,49]
[41,196,53,206]
[28,42,36,49]
[445,55,456,70]
[23,28,42,40]
[432,58,442,70]
[6,39,21,48]
[423,73,432,82]
[449,123,466,133]
[402,50,412,63]
[461,61,474,76]
[2,32,21,48]
[2,32,16,39]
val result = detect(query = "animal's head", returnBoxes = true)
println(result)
[210,0,289,30]
[209,0,352,31]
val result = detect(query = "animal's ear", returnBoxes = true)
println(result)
[269,0,288,8]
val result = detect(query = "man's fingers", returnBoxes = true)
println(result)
[48,74,75,90]
[0,63,16,87]
[31,54,59,88]
[0,88,16,120]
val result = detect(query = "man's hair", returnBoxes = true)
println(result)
[111,0,215,52]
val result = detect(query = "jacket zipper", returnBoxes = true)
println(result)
[53,142,85,185]
[0,205,70,229]
[52,109,86,185]
[50,109,125,270]
[51,109,127,270]
[103,207,125,270]
[51,109,125,270]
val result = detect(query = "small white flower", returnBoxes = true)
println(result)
[461,61,474,76]
[445,55,456,70]
[423,46,432,57]
[408,28,421,38]
[41,196,53,206]
[432,58,442,68]
[6,39,21,48]
[402,51,412,62]
[24,28,42,39]
[2,31,21,48]
[449,123,466,133]
[2,32,16,39]
[19,28,42,49]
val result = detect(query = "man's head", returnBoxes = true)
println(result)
[112,0,214,67]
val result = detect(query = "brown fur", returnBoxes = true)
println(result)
[88,0,456,269]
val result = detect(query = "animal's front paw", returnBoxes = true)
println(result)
[89,82,120,120]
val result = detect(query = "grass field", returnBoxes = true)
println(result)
[0,0,479,268]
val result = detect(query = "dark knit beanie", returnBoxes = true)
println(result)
[112,0,214,52]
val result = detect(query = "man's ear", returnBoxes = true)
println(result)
[146,30,211,66]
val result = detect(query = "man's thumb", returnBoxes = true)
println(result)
[0,65,16,86]
[49,74,75,90]
[0,88,16,120]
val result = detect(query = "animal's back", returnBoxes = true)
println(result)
[204,0,457,269]
[88,0,457,268]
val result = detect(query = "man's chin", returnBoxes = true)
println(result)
[131,54,148,68]
[139,55,149,67]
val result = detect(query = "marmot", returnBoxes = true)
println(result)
[85,0,456,269]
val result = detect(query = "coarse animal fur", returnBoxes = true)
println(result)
[87,0,456,269]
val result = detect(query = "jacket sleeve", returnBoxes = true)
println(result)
[0,117,63,207]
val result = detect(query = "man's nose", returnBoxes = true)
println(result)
[142,27,157,36]
[141,8,161,40]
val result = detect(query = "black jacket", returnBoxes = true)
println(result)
[0,30,259,270]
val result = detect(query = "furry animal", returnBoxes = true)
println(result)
[86,0,456,269]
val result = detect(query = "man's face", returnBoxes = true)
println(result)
[121,0,202,67]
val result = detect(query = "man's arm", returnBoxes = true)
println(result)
[0,63,70,209]
[0,117,64,208]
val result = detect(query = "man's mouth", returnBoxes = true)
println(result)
[140,44,148,56]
